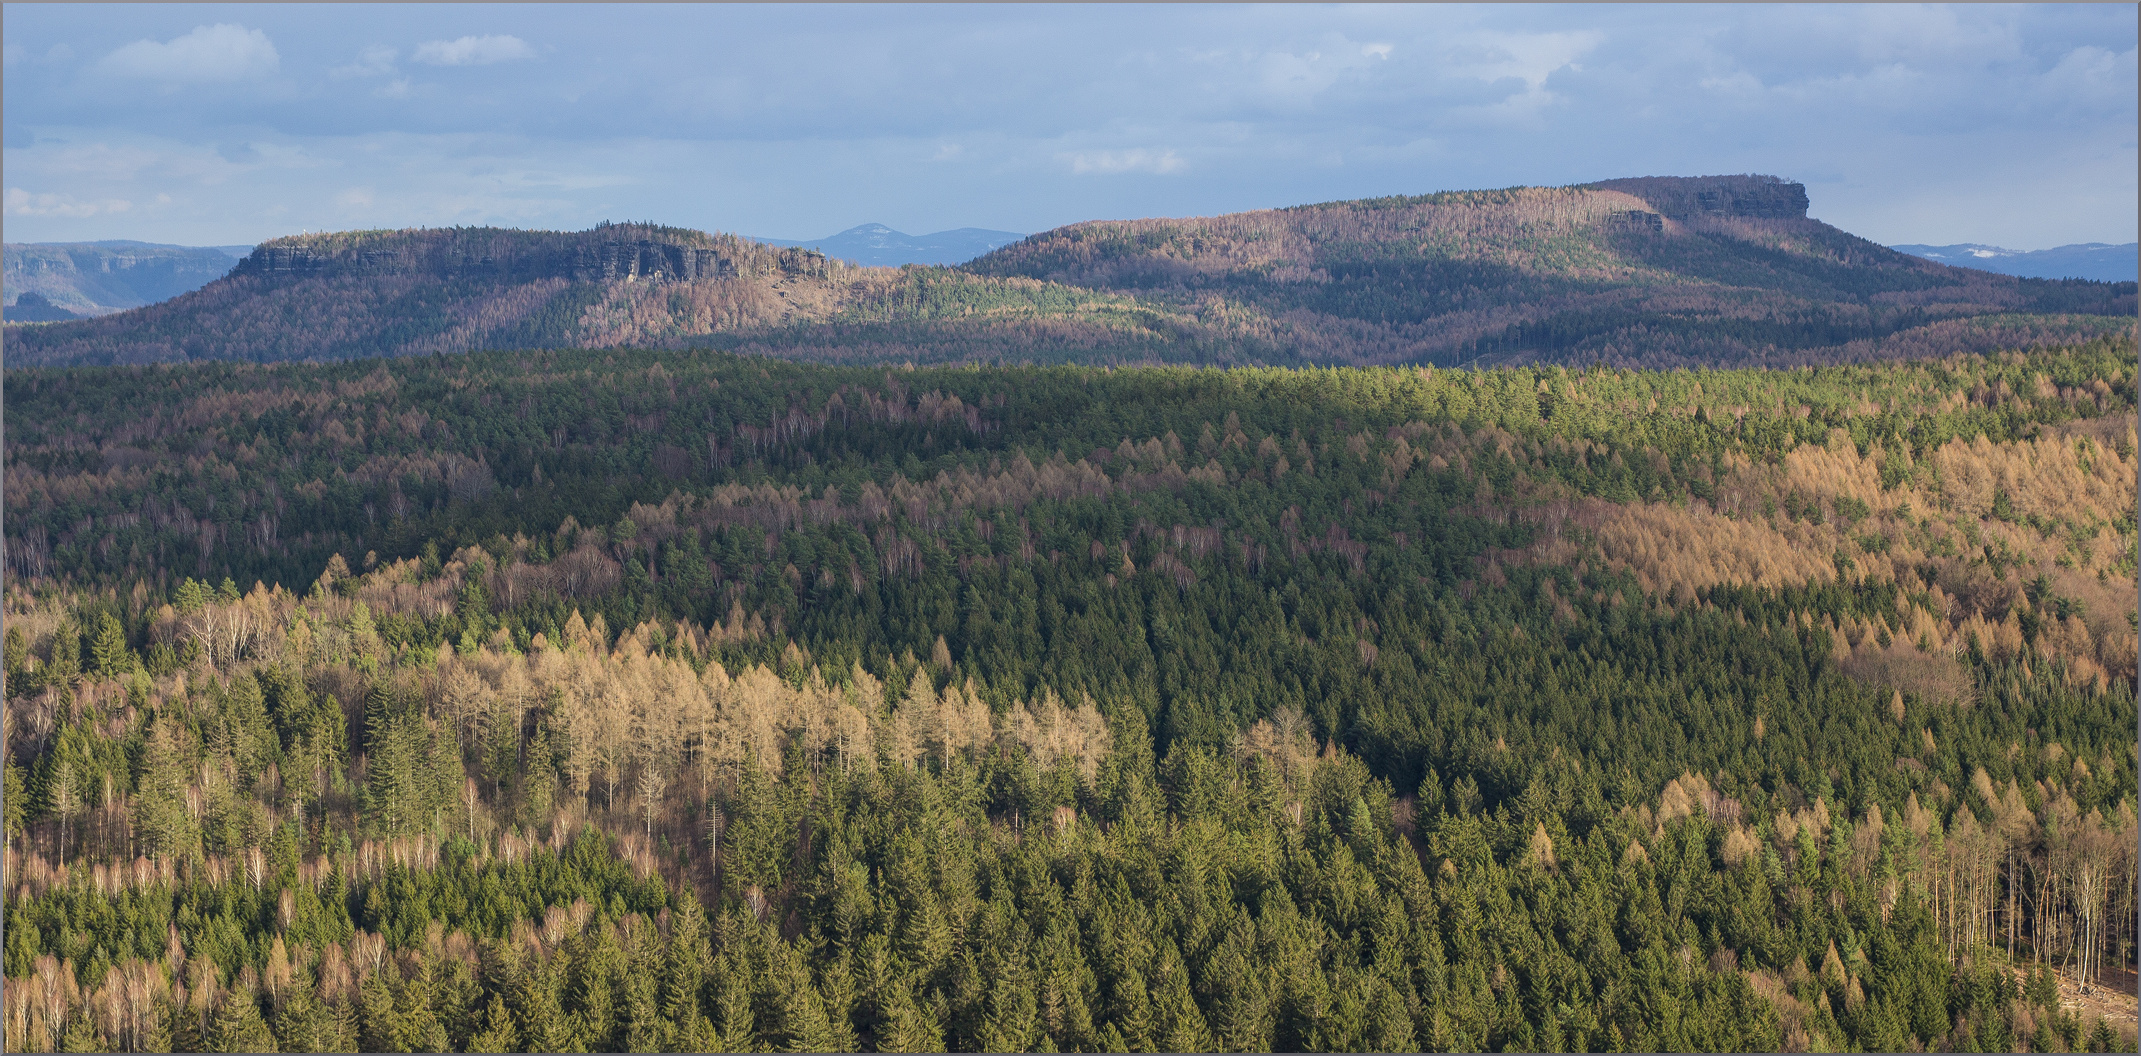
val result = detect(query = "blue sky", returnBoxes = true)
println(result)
[3,3,2133,249]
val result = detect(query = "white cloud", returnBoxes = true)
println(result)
[331,45,399,80]
[6,187,132,218]
[413,35,536,67]
[2035,44,2138,108]
[1064,148,1186,175]
[95,24,279,83]
[1451,29,1603,92]
[1362,43,1392,60]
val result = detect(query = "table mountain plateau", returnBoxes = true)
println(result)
[8,176,2131,369]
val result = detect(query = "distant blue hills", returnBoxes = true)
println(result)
[756,223,1026,267]
[4,240,254,319]
[1890,242,2137,283]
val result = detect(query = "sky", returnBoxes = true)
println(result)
[3,3,2134,250]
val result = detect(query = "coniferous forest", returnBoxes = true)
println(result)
[2,336,2137,1052]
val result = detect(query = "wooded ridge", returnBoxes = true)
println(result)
[8,177,2133,370]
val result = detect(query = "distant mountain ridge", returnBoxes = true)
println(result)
[1891,242,2137,283]
[7,175,2134,369]
[757,223,1026,266]
[3,240,251,317]
[2,292,82,322]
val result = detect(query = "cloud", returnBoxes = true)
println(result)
[94,24,279,83]
[2034,44,2138,110]
[413,35,536,67]
[1,6,2129,247]
[6,187,132,218]
[1451,29,1603,92]
[1064,148,1187,175]
[331,45,399,80]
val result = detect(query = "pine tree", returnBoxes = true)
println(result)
[56,1010,103,1053]
[89,612,134,680]
[665,894,712,1028]
[271,983,336,1054]
[521,722,558,833]
[391,960,451,1054]
[513,955,574,1055]
[569,925,622,1053]
[1153,943,1214,1055]
[710,927,759,1052]
[770,941,844,1053]
[874,977,945,1054]
[620,915,668,1052]
[3,625,30,693]
[208,990,276,1053]
[357,970,401,1053]
[978,952,1040,1054]
[1,762,23,845]
[465,994,518,1054]
[46,618,80,688]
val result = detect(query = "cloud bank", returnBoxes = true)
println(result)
[3,5,2132,249]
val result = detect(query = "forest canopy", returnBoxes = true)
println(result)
[2,335,2136,1052]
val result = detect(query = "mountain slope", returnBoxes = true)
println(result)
[757,223,1027,266]
[3,223,1156,367]
[1892,242,2139,283]
[7,176,2132,369]
[967,174,2135,367]
[3,240,250,316]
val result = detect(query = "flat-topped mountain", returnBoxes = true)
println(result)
[8,176,2132,368]
[967,174,2133,366]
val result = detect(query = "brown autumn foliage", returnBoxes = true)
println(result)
[1510,418,2138,696]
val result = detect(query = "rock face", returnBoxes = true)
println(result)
[1584,175,1811,221]
[1604,210,1666,234]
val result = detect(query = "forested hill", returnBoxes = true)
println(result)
[8,176,2134,370]
[966,174,2136,367]
[3,340,2137,1051]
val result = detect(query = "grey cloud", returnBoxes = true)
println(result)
[2,4,2131,249]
